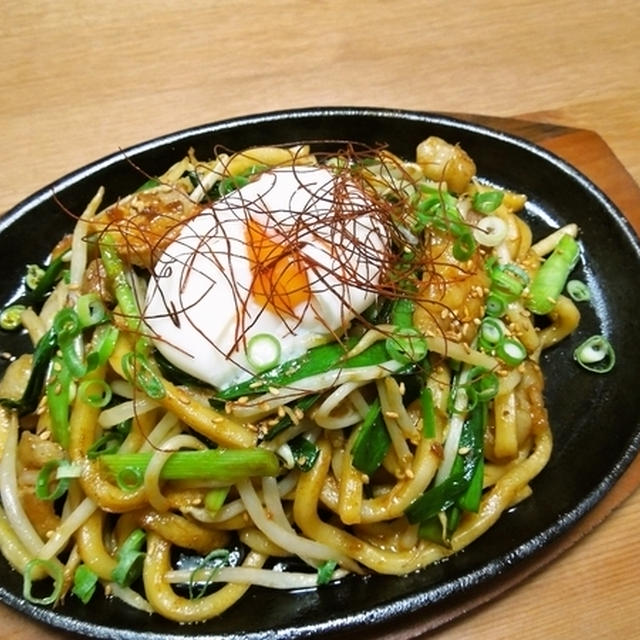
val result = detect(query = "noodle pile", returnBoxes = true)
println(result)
[0,136,583,622]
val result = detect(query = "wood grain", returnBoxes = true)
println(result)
[1,2,640,638]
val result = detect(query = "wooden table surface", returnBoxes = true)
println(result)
[1,2,639,638]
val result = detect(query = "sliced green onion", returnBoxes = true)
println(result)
[316,559,338,586]
[484,292,508,317]
[0,304,26,331]
[86,324,119,373]
[473,215,507,247]
[136,178,160,192]
[472,190,504,214]
[35,459,71,500]
[420,386,436,438]
[451,403,486,514]
[25,264,46,290]
[390,298,415,329]
[574,335,615,373]
[351,400,390,476]
[385,327,428,365]
[72,564,99,604]
[100,448,280,483]
[470,370,499,402]
[447,385,470,415]
[121,350,165,400]
[490,264,529,299]
[188,549,230,599]
[246,333,281,373]
[23,558,64,606]
[27,250,70,304]
[417,515,447,545]
[216,338,392,402]
[497,337,527,366]
[52,307,82,342]
[0,325,58,415]
[405,473,467,524]
[53,308,86,379]
[99,233,142,333]
[452,231,476,262]
[477,317,505,351]
[87,429,128,459]
[218,164,268,196]
[78,379,112,408]
[116,466,144,492]
[204,487,230,515]
[457,456,484,513]
[566,279,591,302]
[46,354,72,449]
[76,293,109,328]
[112,529,146,587]
[288,435,320,471]
[526,234,580,315]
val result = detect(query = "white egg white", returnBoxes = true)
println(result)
[143,166,387,389]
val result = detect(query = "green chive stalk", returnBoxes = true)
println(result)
[526,234,580,315]
[99,448,280,483]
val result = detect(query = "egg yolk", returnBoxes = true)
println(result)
[246,219,310,316]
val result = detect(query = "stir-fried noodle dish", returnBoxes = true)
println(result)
[0,136,601,622]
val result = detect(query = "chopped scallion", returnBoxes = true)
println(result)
[316,559,338,586]
[472,190,504,214]
[72,564,99,604]
[76,293,109,328]
[473,215,507,247]
[351,400,390,476]
[420,386,436,438]
[497,337,527,366]
[112,529,146,587]
[121,350,165,399]
[188,549,230,599]
[35,459,71,500]
[288,435,320,471]
[573,335,615,373]
[78,379,112,408]
[23,558,63,606]
[204,487,229,515]
[566,279,591,302]
[246,333,281,373]
[477,317,505,351]
[25,264,46,291]
[0,304,26,331]
[385,327,428,365]
[100,448,280,483]
[526,234,580,315]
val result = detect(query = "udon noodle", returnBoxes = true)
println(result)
[0,136,583,622]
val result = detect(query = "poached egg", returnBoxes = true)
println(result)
[144,165,388,389]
